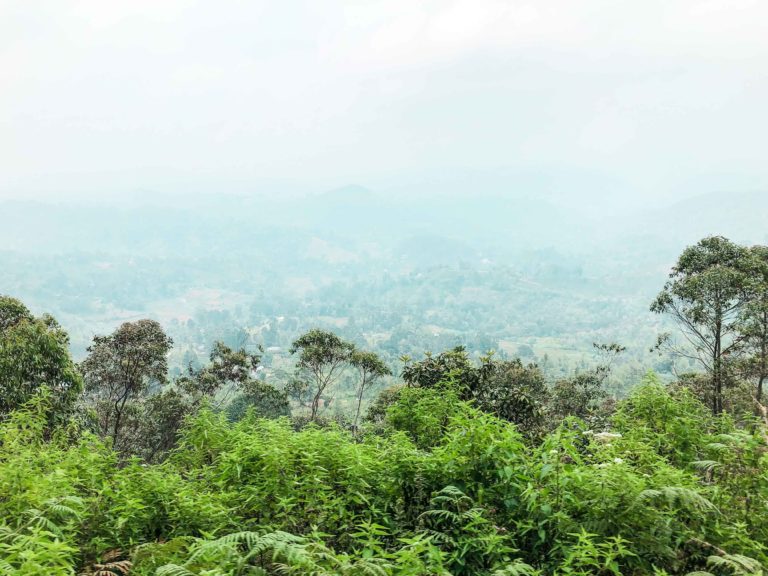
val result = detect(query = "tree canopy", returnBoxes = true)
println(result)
[0,295,82,422]
[652,236,752,414]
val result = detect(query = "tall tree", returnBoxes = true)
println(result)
[349,350,391,432]
[0,296,82,423]
[739,245,768,401]
[177,341,260,408]
[290,329,354,421]
[651,236,750,414]
[177,340,289,424]
[81,319,173,450]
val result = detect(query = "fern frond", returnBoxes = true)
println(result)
[156,564,197,576]
[706,553,764,575]
[636,486,716,515]
[690,460,720,473]
[492,558,541,575]
[93,559,132,576]
[349,559,390,576]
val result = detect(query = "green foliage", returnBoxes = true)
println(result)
[418,485,516,574]
[80,335,289,462]
[226,381,290,422]
[0,296,82,422]
[290,329,356,421]
[384,382,464,449]
[613,372,712,466]
[549,370,609,424]
[0,295,33,331]
[0,383,766,575]
[651,236,753,415]
[350,349,392,430]
[81,319,174,452]
[1,295,768,575]
[401,347,477,395]
[402,348,560,437]
[473,355,549,439]
[177,342,261,407]
[556,529,636,575]
[738,244,768,402]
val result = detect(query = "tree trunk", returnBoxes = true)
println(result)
[310,394,320,421]
[353,381,366,435]
[713,317,723,415]
[310,384,324,421]
[758,310,768,402]
[112,388,131,451]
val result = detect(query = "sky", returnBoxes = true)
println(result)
[1,0,767,203]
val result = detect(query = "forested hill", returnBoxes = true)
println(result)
[1,188,766,389]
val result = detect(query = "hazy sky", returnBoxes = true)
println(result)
[1,1,767,201]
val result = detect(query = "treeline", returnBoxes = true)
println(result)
[0,294,624,463]
[0,236,766,574]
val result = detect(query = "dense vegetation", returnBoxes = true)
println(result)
[4,190,766,390]
[1,236,767,575]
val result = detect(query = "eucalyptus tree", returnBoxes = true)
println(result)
[177,341,261,408]
[349,349,391,432]
[178,340,289,423]
[81,319,173,451]
[651,236,751,414]
[739,244,768,401]
[289,329,355,421]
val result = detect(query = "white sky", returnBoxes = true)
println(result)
[1,0,767,200]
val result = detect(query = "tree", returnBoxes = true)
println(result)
[669,372,754,418]
[739,245,768,401]
[227,380,291,422]
[178,341,290,423]
[138,388,191,462]
[401,347,556,435]
[0,296,82,423]
[473,356,548,438]
[550,371,609,422]
[401,346,477,398]
[289,329,355,421]
[651,236,751,414]
[384,383,464,449]
[81,319,173,451]
[147,342,286,461]
[549,343,624,425]
[177,341,260,408]
[0,295,33,331]
[349,350,391,432]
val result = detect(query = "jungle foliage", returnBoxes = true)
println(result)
[0,374,766,575]
[1,236,768,574]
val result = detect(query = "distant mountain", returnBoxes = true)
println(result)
[627,190,768,247]
[1,186,764,264]
[312,184,376,205]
